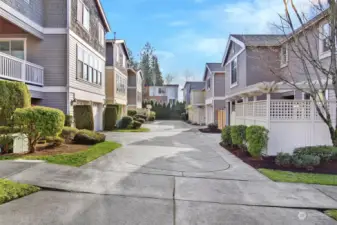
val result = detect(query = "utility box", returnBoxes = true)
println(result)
[12,133,28,154]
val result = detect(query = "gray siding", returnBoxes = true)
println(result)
[40,92,67,113]
[225,50,247,96]
[105,42,128,75]
[214,73,226,97]
[1,0,44,26]
[246,46,280,86]
[128,88,136,105]
[205,69,213,100]
[224,42,242,65]
[29,90,43,99]
[71,0,106,56]
[106,43,113,66]
[128,74,136,87]
[44,0,67,28]
[28,34,67,86]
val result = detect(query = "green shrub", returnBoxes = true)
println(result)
[0,126,21,134]
[230,125,247,148]
[132,121,142,129]
[73,105,94,130]
[0,80,31,126]
[119,116,133,129]
[73,129,106,145]
[246,126,269,157]
[208,123,218,131]
[135,114,147,120]
[150,111,156,120]
[64,115,73,127]
[0,135,14,154]
[14,106,65,153]
[136,118,145,124]
[127,110,137,117]
[181,112,187,121]
[292,155,320,169]
[221,126,232,146]
[45,136,65,147]
[103,106,118,131]
[60,126,79,143]
[275,153,292,167]
[293,146,337,162]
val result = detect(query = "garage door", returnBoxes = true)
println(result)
[92,103,103,131]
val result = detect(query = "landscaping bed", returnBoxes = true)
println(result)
[220,142,337,174]
[0,179,40,205]
[199,128,221,133]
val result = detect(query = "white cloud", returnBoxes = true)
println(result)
[155,50,175,60]
[168,20,189,27]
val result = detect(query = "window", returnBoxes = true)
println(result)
[98,23,105,46]
[77,60,83,79]
[77,0,90,31]
[0,40,25,60]
[280,45,288,66]
[116,73,126,95]
[322,23,331,53]
[230,58,237,86]
[206,78,211,90]
[158,87,166,94]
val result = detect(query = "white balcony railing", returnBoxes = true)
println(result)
[0,52,44,86]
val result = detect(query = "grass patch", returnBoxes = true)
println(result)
[0,179,40,205]
[258,169,337,186]
[325,210,337,221]
[111,128,150,132]
[0,142,121,167]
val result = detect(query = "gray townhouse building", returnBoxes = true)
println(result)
[0,0,110,131]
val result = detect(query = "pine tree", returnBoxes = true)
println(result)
[127,48,139,70]
[151,55,164,86]
[140,42,155,86]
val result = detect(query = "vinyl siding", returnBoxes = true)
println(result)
[106,43,113,66]
[214,73,226,97]
[69,35,105,98]
[29,90,43,99]
[225,49,247,96]
[40,92,67,113]
[105,68,115,102]
[0,0,44,26]
[225,42,243,64]
[43,0,67,28]
[205,70,213,100]
[128,88,136,105]
[128,74,136,87]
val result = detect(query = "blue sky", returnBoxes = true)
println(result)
[100,0,315,89]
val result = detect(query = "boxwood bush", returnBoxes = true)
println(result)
[73,105,94,131]
[275,153,292,167]
[127,110,137,117]
[135,118,145,124]
[73,129,106,145]
[292,155,320,169]
[221,126,232,146]
[132,121,142,129]
[118,116,133,129]
[0,80,31,126]
[60,126,79,143]
[64,114,73,127]
[103,106,118,131]
[13,106,65,153]
[230,125,247,148]
[246,126,269,157]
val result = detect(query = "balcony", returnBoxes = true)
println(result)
[0,52,44,86]
[191,90,205,105]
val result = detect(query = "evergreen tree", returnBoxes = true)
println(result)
[151,55,164,86]
[140,42,155,86]
[127,48,139,70]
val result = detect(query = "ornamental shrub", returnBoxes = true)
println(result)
[103,106,118,131]
[135,114,147,120]
[127,110,137,117]
[135,118,145,124]
[64,114,73,127]
[293,146,337,162]
[221,126,232,146]
[45,136,65,147]
[207,123,218,131]
[60,126,79,143]
[246,126,269,157]
[275,153,292,167]
[73,105,94,131]
[132,121,142,129]
[119,116,133,129]
[230,125,247,148]
[0,126,21,134]
[73,129,106,145]
[292,155,320,169]
[13,106,65,153]
[0,80,31,126]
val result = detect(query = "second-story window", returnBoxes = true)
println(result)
[206,78,211,90]
[230,58,237,86]
[322,23,331,53]
[77,45,102,86]
[158,87,166,94]
[116,73,126,95]
[280,44,288,67]
[98,23,104,46]
[77,0,90,31]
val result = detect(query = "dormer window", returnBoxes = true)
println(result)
[280,44,288,67]
[230,58,237,87]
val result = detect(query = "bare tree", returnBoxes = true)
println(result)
[265,1,337,145]
[184,70,195,81]
[164,73,175,84]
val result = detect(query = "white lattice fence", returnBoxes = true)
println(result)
[270,100,311,120]
[236,103,244,117]
[245,102,254,117]
[254,101,267,117]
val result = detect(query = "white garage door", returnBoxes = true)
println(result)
[92,103,103,131]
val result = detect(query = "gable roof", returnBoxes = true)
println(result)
[95,0,111,32]
[203,63,225,81]
[183,81,205,91]
[106,39,130,60]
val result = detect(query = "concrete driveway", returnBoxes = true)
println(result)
[1,121,337,224]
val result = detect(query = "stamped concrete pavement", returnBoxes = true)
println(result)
[1,121,337,224]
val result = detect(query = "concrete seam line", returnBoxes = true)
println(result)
[312,186,337,202]
[173,176,177,225]
[3,162,41,179]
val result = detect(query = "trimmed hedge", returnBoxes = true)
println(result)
[73,129,106,145]
[45,136,65,147]
[292,155,321,169]
[136,118,145,124]
[0,80,31,125]
[103,106,118,131]
[132,121,142,129]
[127,110,137,117]
[60,126,79,143]
[64,115,73,127]
[135,114,147,120]
[208,123,218,131]
[293,146,337,162]
[13,106,65,153]
[119,116,133,129]
[246,126,269,158]
[221,126,232,146]
[275,153,292,167]
[230,125,247,148]
[0,126,21,135]
[73,105,94,131]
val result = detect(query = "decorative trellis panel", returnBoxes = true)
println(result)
[236,104,244,117]
[246,102,254,117]
[270,100,311,120]
[255,101,267,117]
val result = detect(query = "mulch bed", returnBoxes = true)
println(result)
[199,128,222,134]
[219,142,337,175]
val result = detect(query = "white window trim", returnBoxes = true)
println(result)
[77,0,90,32]
[206,78,211,91]
[98,23,104,46]
[319,22,337,60]
[230,57,238,88]
[0,38,27,60]
[116,46,119,63]
[280,44,288,68]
